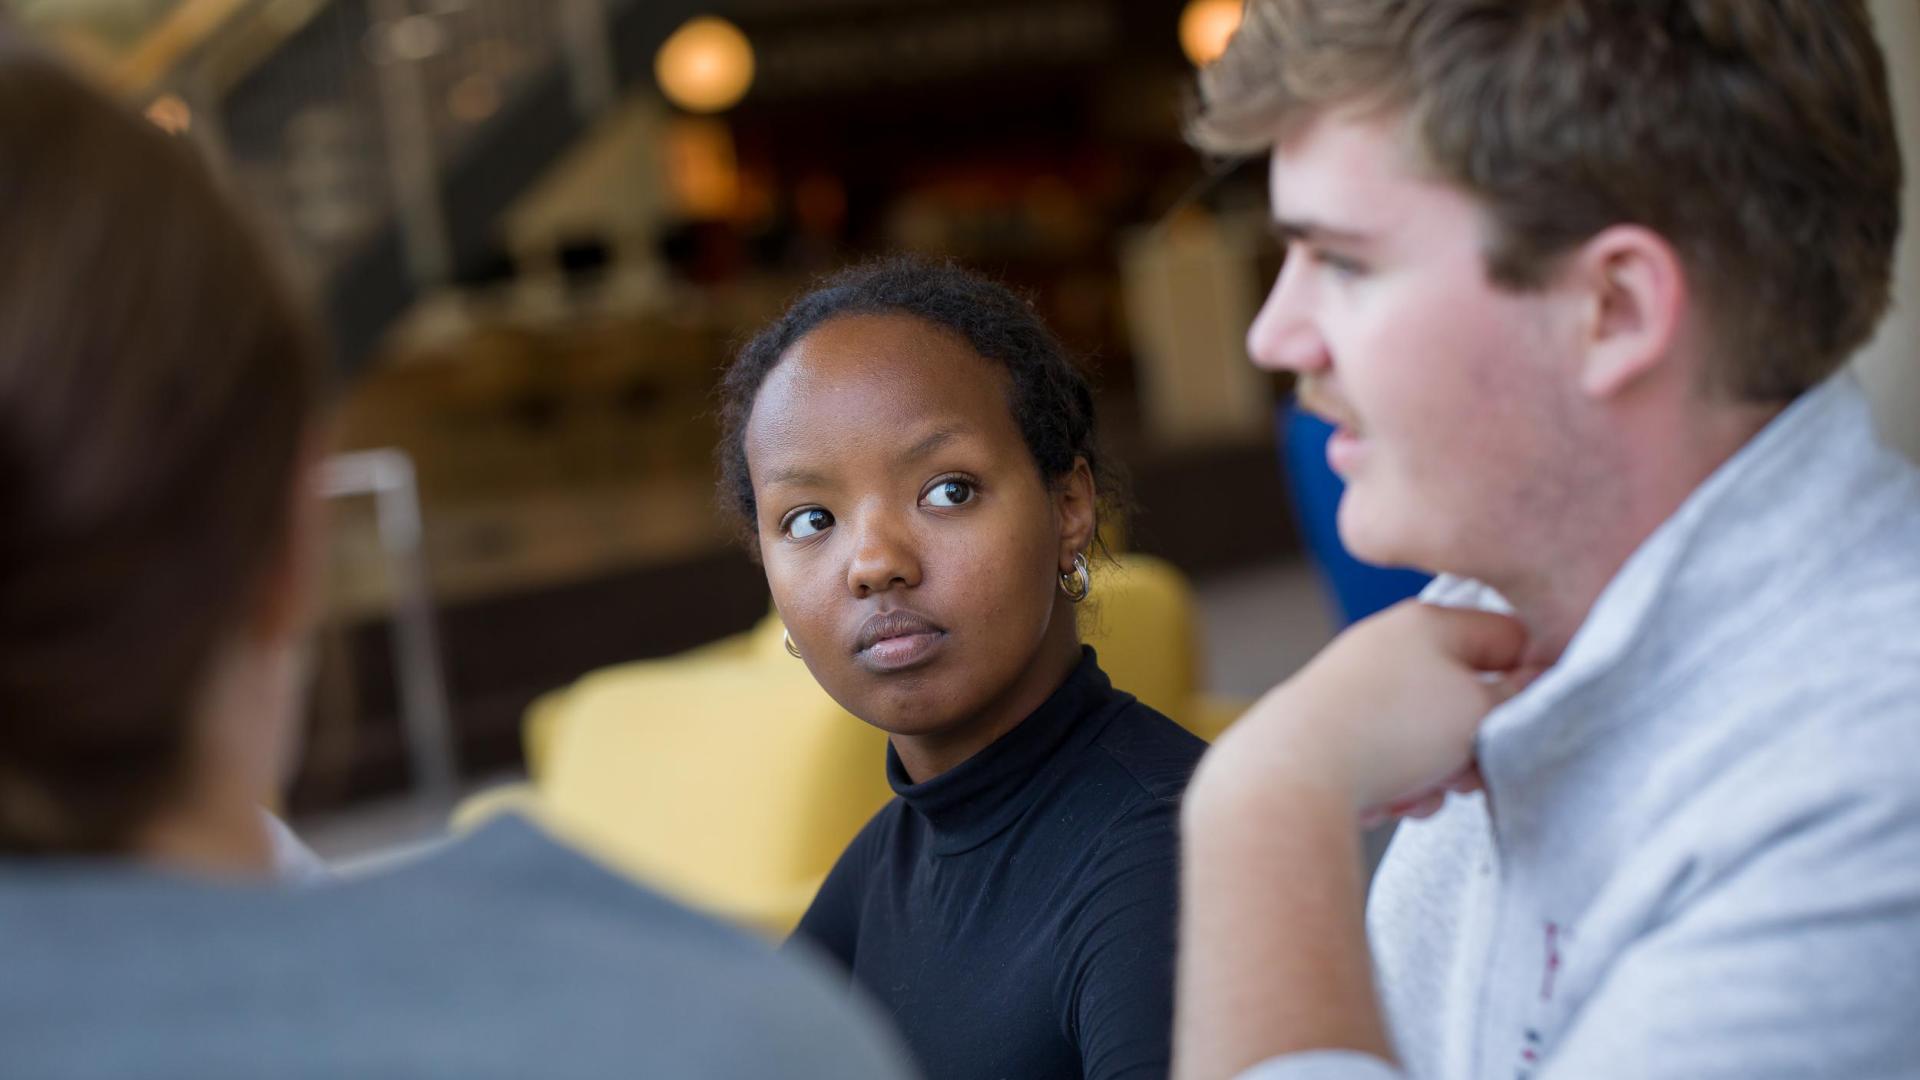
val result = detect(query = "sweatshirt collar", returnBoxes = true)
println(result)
[1429,373,1894,765]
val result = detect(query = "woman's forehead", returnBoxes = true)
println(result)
[746,313,1018,457]
[780,311,993,389]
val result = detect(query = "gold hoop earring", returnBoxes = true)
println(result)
[783,630,802,659]
[1059,552,1091,603]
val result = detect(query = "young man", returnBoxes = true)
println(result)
[1175,3,1920,1078]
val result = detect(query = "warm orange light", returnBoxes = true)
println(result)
[664,117,742,220]
[145,94,192,135]
[655,16,755,114]
[1180,0,1243,67]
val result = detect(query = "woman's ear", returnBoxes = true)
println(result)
[1055,456,1097,572]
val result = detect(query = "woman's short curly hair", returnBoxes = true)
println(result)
[717,256,1125,558]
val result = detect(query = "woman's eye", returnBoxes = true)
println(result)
[784,507,834,538]
[923,479,974,508]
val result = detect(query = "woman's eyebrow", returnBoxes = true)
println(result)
[901,427,968,463]
[762,427,974,489]
[762,465,830,489]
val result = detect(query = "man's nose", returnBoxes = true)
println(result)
[1246,254,1330,375]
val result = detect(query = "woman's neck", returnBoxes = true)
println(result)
[891,621,1084,785]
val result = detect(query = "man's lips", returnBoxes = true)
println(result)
[1294,381,1362,436]
[1298,384,1368,475]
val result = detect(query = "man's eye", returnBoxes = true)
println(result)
[784,508,834,538]
[1313,250,1365,277]
[923,479,974,507]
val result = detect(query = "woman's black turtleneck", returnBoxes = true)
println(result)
[789,647,1206,1080]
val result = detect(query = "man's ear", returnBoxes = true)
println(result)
[1055,456,1097,572]
[1567,225,1689,400]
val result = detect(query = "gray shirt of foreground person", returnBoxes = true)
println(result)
[1243,373,1920,1080]
[0,814,917,1080]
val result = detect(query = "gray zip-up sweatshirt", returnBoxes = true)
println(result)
[1247,374,1920,1079]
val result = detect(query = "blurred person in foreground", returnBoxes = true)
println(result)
[0,34,912,1080]
[1174,2,1920,1079]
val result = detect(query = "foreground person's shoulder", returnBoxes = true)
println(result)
[422,814,920,1079]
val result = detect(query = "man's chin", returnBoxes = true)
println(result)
[1334,499,1422,572]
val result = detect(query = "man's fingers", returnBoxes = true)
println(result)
[1484,663,1549,706]
[1445,764,1485,794]
[1415,603,1530,673]
[1368,787,1452,823]
[1402,793,1448,819]
[1509,664,1548,693]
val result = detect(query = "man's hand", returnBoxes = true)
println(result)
[1173,602,1532,1080]
[1193,601,1532,823]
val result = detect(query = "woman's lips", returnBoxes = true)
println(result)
[853,610,947,673]
[861,631,946,671]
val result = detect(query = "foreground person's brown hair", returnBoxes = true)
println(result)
[1194,0,1902,401]
[0,37,325,853]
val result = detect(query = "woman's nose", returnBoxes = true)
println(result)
[845,511,923,598]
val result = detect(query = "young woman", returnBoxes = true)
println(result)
[721,258,1207,1080]
[0,36,909,1078]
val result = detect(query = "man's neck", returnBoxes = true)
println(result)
[1488,397,1785,668]
[1492,562,1623,670]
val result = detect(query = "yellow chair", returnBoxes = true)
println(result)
[453,552,1247,934]
[1078,554,1248,743]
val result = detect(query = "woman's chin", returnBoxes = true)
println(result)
[862,707,966,742]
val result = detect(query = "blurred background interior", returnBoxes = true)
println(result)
[9,0,1918,894]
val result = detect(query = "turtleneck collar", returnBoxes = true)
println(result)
[885,647,1123,856]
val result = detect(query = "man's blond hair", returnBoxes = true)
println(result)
[1194,0,1902,401]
